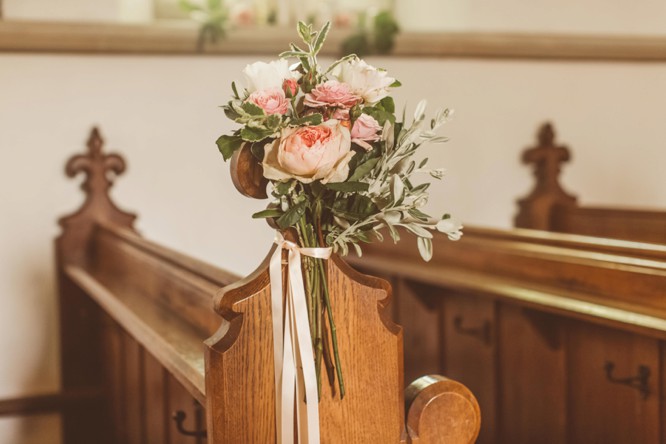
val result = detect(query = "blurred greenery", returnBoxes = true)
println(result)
[341,11,400,57]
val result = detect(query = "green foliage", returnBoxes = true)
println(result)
[252,208,283,219]
[324,181,370,193]
[348,158,379,182]
[276,201,308,229]
[291,113,323,126]
[240,126,274,142]
[216,134,242,160]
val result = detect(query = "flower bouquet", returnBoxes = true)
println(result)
[217,22,460,404]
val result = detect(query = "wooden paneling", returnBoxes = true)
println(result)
[101,317,125,443]
[443,293,497,444]
[661,342,666,444]
[567,321,660,444]
[168,374,204,444]
[124,334,146,444]
[58,271,107,444]
[498,306,566,444]
[397,279,442,384]
[144,352,169,444]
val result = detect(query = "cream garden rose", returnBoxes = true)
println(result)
[332,58,395,105]
[262,120,354,184]
[242,59,300,93]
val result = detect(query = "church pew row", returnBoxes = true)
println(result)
[346,226,666,444]
[515,121,666,244]
[54,128,481,443]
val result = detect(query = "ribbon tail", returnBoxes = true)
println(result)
[269,243,285,443]
[288,249,321,444]
[281,284,296,444]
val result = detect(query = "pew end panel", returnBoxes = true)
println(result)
[205,253,407,443]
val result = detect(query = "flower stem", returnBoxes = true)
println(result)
[317,258,345,398]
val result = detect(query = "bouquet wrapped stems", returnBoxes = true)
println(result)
[298,214,345,399]
[218,21,462,404]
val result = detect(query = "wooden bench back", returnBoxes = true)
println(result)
[349,226,666,443]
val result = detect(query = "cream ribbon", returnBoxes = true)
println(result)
[271,232,331,444]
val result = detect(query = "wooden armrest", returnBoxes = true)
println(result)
[405,375,481,444]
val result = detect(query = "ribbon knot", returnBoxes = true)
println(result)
[270,232,331,444]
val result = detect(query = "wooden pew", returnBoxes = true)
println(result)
[54,127,481,444]
[515,122,666,244]
[348,226,666,444]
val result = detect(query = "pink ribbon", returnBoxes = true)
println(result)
[270,232,331,444]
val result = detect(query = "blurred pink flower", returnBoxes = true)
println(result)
[247,88,289,115]
[283,78,299,97]
[304,80,360,109]
[351,114,382,150]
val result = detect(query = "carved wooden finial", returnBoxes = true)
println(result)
[515,122,577,229]
[57,127,136,265]
[537,122,555,147]
[522,122,571,189]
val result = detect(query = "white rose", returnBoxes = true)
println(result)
[242,59,300,94]
[332,58,395,105]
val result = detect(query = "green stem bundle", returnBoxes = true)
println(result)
[296,210,345,400]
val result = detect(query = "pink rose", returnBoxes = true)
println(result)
[332,108,350,121]
[283,78,299,97]
[304,80,360,109]
[262,119,354,184]
[351,114,382,150]
[247,87,289,115]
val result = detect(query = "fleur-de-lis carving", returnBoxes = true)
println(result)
[65,127,127,197]
[58,127,136,264]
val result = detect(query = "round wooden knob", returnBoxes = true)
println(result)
[406,375,481,444]
[229,143,268,199]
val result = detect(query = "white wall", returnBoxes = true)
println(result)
[1,53,666,442]
[396,0,666,35]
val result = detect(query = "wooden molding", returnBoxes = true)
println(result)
[0,389,103,417]
[2,20,666,61]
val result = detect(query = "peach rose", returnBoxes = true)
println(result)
[351,114,382,150]
[262,119,354,184]
[247,88,289,115]
[304,80,360,109]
